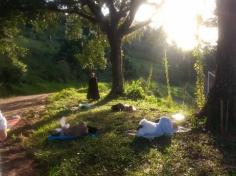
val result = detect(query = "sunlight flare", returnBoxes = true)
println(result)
[135,0,217,50]
[135,4,156,22]
[172,113,185,121]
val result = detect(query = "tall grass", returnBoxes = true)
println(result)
[163,51,172,104]
[193,48,206,108]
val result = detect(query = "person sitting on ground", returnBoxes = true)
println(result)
[87,72,100,100]
[0,111,7,141]
[136,117,178,139]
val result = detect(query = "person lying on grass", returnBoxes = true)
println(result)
[0,111,7,141]
[111,103,137,112]
[51,117,98,137]
[136,117,178,139]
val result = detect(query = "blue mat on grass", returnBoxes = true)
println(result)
[48,133,97,141]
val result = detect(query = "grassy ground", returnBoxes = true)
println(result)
[12,83,233,176]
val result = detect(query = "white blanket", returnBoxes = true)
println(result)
[136,117,175,139]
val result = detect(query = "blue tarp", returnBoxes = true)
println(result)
[48,133,96,141]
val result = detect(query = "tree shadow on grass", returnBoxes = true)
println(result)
[7,94,114,137]
[212,134,236,175]
[169,129,229,175]
[152,136,172,152]
[5,101,173,176]
[8,97,115,138]
[30,109,156,176]
[7,109,72,137]
[131,136,172,154]
[93,93,115,107]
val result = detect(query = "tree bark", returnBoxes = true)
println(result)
[109,36,124,95]
[200,0,236,134]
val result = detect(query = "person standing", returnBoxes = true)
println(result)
[87,72,100,100]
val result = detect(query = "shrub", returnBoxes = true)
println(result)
[125,80,146,99]
[98,82,110,92]
[48,88,79,102]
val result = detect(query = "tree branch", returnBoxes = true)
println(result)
[116,1,131,21]
[84,0,110,32]
[76,10,97,22]
[103,0,118,26]
[85,0,104,21]
[124,20,151,35]
[118,0,145,36]
[46,3,96,22]
[104,0,116,16]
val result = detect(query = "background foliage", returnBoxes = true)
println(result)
[0,14,216,100]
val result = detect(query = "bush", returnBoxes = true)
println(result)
[98,82,110,92]
[125,80,146,99]
[48,88,80,102]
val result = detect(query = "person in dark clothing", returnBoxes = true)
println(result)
[87,72,100,100]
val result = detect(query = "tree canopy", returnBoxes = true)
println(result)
[47,0,153,37]
[44,0,162,95]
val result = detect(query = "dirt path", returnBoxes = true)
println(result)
[0,94,50,176]
[0,94,49,118]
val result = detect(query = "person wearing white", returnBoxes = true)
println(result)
[0,111,7,141]
[136,117,177,139]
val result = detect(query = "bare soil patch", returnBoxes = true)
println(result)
[0,94,49,176]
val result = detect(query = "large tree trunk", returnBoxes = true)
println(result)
[200,0,236,134]
[109,36,124,95]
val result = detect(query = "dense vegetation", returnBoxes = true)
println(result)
[0,21,215,100]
